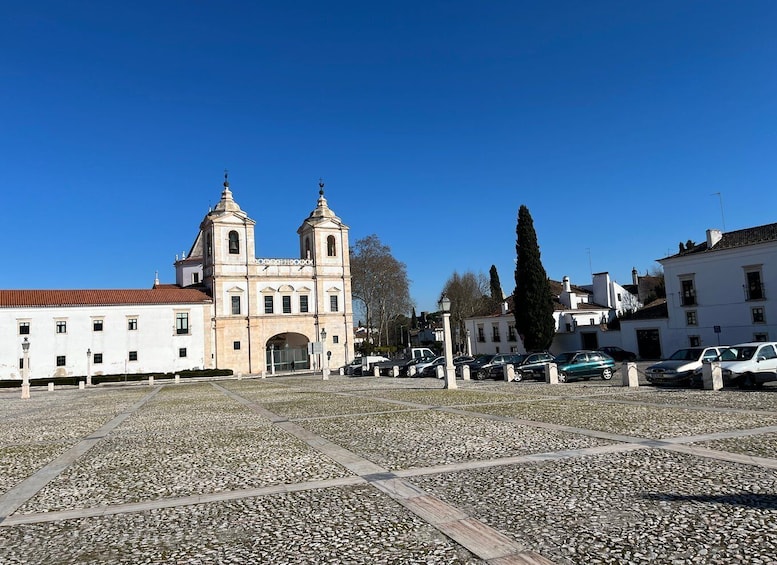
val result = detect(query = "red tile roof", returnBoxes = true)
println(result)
[0,287,212,308]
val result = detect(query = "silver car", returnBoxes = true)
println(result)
[645,347,724,386]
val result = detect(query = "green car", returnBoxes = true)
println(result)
[554,350,616,382]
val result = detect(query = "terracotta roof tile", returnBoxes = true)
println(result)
[0,288,212,308]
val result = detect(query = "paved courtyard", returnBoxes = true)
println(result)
[1,371,776,564]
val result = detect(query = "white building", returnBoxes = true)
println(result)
[620,223,777,358]
[1,176,355,381]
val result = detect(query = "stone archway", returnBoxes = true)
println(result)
[265,332,310,373]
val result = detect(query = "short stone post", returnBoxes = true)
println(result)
[622,362,639,387]
[462,365,471,381]
[48,382,54,392]
[237,372,242,380]
[373,366,380,377]
[545,363,559,384]
[436,365,444,379]
[261,370,267,379]
[339,367,345,376]
[79,381,85,390]
[175,374,180,384]
[322,368,330,380]
[148,376,154,386]
[702,361,723,391]
[407,365,417,377]
[505,364,515,382]
[391,366,399,378]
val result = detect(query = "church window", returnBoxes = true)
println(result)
[264,296,274,314]
[282,296,291,314]
[327,235,336,257]
[305,237,311,259]
[206,233,212,258]
[231,296,241,315]
[300,295,309,313]
[229,231,240,254]
[330,295,339,312]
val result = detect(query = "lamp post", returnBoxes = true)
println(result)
[21,337,30,399]
[86,348,92,387]
[269,344,276,376]
[465,328,472,356]
[320,328,328,379]
[439,294,456,389]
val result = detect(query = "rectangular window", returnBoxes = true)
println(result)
[93,319,104,332]
[19,358,23,370]
[56,321,67,334]
[754,333,769,342]
[264,296,273,314]
[752,307,765,323]
[231,296,241,315]
[233,341,241,350]
[179,348,187,358]
[689,336,701,347]
[300,295,309,313]
[507,325,517,341]
[56,355,66,366]
[745,270,764,300]
[93,353,103,364]
[333,335,339,344]
[192,272,200,284]
[330,295,339,312]
[128,351,138,361]
[282,295,292,314]
[492,325,501,342]
[128,318,138,331]
[19,322,30,335]
[686,311,697,326]
[176,313,189,335]
[680,279,696,306]
[477,326,485,342]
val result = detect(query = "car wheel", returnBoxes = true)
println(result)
[558,371,567,383]
[513,371,523,382]
[601,367,613,380]
[740,373,756,389]
[476,370,486,381]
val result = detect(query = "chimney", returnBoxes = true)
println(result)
[632,267,638,285]
[562,276,571,292]
[706,229,722,248]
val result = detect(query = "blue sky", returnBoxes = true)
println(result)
[3,1,776,314]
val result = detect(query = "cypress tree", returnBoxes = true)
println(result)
[489,265,504,301]
[513,205,555,351]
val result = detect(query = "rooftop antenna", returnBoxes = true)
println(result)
[712,192,726,231]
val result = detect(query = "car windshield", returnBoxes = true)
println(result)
[668,348,703,361]
[554,352,574,363]
[718,346,757,361]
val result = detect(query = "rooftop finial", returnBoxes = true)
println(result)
[318,177,324,196]
[223,169,229,189]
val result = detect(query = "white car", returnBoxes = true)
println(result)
[413,356,444,375]
[645,346,724,387]
[718,342,777,388]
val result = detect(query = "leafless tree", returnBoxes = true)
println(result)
[442,271,491,353]
[351,235,413,349]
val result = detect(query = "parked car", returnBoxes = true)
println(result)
[342,358,362,375]
[645,347,724,387]
[473,353,523,380]
[414,356,444,376]
[554,350,616,382]
[421,355,476,378]
[718,342,777,388]
[483,353,527,380]
[351,355,390,376]
[597,346,637,362]
[513,352,556,382]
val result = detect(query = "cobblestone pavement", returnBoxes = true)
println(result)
[1,371,777,564]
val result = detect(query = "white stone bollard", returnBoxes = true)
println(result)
[48,382,55,392]
[148,376,154,386]
[505,364,515,382]
[702,361,723,391]
[545,363,559,384]
[622,362,639,387]
[175,374,180,384]
[373,366,380,377]
[392,366,399,378]
[407,365,417,377]
[79,381,85,390]
[237,372,242,380]
[339,367,344,376]
[462,365,471,380]
[322,368,330,380]
[261,370,267,379]
[436,365,445,379]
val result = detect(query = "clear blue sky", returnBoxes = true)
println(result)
[3,1,776,314]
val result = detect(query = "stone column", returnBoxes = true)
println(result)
[545,363,559,384]
[505,364,515,382]
[702,361,723,391]
[462,365,471,381]
[622,362,639,387]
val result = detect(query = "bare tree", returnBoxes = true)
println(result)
[442,271,490,353]
[351,234,413,349]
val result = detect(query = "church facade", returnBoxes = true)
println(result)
[0,177,355,380]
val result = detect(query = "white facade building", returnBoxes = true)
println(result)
[620,224,777,359]
[1,176,355,381]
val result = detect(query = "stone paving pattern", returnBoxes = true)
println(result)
[1,372,776,564]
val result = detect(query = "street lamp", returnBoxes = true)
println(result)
[320,328,328,379]
[438,294,456,389]
[21,337,30,399]
[86,348,92,387]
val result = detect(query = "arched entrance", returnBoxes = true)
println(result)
[266,332,310,374]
